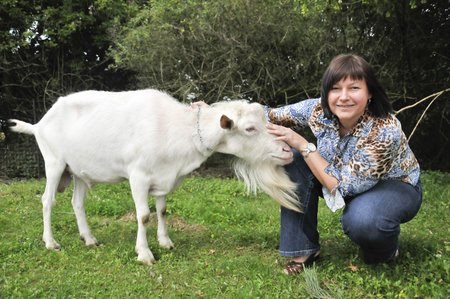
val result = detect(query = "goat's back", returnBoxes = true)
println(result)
[34,89,198,183]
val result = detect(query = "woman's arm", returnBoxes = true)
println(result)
[266,122,338,193]
[266,98,320,128]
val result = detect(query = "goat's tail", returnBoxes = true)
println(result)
[6,119,36,135]
[233,160,302,213]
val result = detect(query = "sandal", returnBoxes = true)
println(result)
[283,252,320,275]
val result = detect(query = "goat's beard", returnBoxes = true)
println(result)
[233,159,302,213]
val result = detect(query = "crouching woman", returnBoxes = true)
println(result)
[266,54,422,275]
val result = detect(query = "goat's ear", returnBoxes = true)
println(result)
[220,115,234,130]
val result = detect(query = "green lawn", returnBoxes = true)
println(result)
[0,171,448,298]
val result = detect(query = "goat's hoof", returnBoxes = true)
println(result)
[45,240,61,251]
[80,235,100,247]
[158,237,174,249]
[136,248,156,265]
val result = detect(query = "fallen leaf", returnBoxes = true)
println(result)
[348,262,359,272]
[196,290,204,297]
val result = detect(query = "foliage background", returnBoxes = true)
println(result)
[1,0,449,176]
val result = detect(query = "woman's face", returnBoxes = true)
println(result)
[328,76,371,130]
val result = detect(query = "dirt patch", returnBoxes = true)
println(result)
[191,153,235,178]
[119,211,136,222]
[191,167,234,178]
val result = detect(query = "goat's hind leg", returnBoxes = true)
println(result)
[156,195,174,249]
[72,176,99,247]
[41,161,66,250]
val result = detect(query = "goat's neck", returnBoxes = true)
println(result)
[193,106,222,156]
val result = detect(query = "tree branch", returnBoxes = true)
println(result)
[393,88,450,142]
[394,88,450,115]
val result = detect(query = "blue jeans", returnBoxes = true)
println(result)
[280,150,422,264]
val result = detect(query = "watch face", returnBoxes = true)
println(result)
[308,143,316,152]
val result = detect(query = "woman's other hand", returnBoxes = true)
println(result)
[190,101,209,109]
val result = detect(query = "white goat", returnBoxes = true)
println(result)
[7,89,299,265]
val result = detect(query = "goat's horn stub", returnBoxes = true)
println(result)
[220,115,234,130]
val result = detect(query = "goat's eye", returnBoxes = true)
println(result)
[245,126,256,133]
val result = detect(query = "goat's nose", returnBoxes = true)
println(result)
[282,145,291,152]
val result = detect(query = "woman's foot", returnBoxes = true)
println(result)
[283,252,320,275]
[387,249,399,263]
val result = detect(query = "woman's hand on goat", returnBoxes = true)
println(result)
[190,101,209,109]
[266,123,307,151]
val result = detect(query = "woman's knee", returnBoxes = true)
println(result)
[284,149,312,180]
[284,149,319,205]
[341,211,399,244]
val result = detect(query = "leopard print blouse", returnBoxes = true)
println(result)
[267,98,420,198]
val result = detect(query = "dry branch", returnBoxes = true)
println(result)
[394,88,450,141]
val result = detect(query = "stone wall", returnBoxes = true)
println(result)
[0,135,44,179]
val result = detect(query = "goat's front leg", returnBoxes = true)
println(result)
[130,175,155,265]
[72,177,99,247]
[156,195,174,249]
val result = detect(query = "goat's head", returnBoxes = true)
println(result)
[212,101,301,212]
[213,101,293,165]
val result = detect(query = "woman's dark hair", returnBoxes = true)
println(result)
[320,54,393,119]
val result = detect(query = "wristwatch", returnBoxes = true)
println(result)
[300,142,316,158]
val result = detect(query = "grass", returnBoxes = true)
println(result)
[0,171,448,298]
